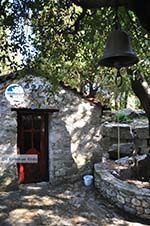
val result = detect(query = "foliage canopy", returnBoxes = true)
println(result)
[0,0,149,108]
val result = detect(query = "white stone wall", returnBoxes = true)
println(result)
[0,75,102,187]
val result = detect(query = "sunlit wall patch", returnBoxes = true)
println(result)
[5,84,25,105]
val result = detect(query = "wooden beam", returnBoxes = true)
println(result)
[72,0,134,10]
[72,1,150,32]
[11,108,59,113]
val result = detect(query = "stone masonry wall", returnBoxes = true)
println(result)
[48,88,102,183]
[0,75,102,188]
[100,122,149,155]
[94,163,150,220]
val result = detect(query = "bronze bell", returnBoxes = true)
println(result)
[99,29,139,68]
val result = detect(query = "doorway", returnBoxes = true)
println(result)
[17,111,49,183]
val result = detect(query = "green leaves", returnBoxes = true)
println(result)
[1,0,149,109]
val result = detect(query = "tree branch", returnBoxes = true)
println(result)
[74,8,87,33]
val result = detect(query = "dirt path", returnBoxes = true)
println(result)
[0,181,149,226]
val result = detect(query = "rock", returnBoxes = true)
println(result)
[111,171,120,178]
[0,205,7,210]
[136,109,146,117]
[115,156,129,165]
[142,200,150,208]
[124,206,137,215]
[135,125,149,139]
[136,207,144,215]
[144,208,150,215]
[133,154,150,181]
[125,197,131,203]
[131,198,141,207]
[108,143,134,160]
[117,194,125,204]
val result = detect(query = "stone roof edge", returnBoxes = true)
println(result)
[0,71,103,109]
[0,71,20,83]
[59,81,103,108]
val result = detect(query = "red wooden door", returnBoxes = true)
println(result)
[17,113,49,183]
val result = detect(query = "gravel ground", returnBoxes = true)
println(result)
[0,181,150,226]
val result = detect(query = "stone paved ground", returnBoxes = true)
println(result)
[0,181,150,226]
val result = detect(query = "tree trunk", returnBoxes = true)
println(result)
[123,90,129,109]
[114,92,119,110]
[130,74,150,118]
[130,72,150,145]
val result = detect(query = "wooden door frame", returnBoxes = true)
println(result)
[11,108,59,183]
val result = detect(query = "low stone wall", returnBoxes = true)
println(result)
[94,163,150,220]
[100,122,149,155]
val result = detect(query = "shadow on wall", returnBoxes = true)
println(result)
[0,142,18,192]
[0,107,18,191]
[0,165,18,191]
[70,107,102,175]
[53,89,102,180]
[49,116,79,184]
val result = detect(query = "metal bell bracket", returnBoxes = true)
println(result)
[115,69,123,87]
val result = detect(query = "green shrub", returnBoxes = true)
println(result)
[115,112,131,123]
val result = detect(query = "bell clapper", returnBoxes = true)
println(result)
[115,68,123,87]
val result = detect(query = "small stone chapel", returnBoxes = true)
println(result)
[0,74,103,187]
